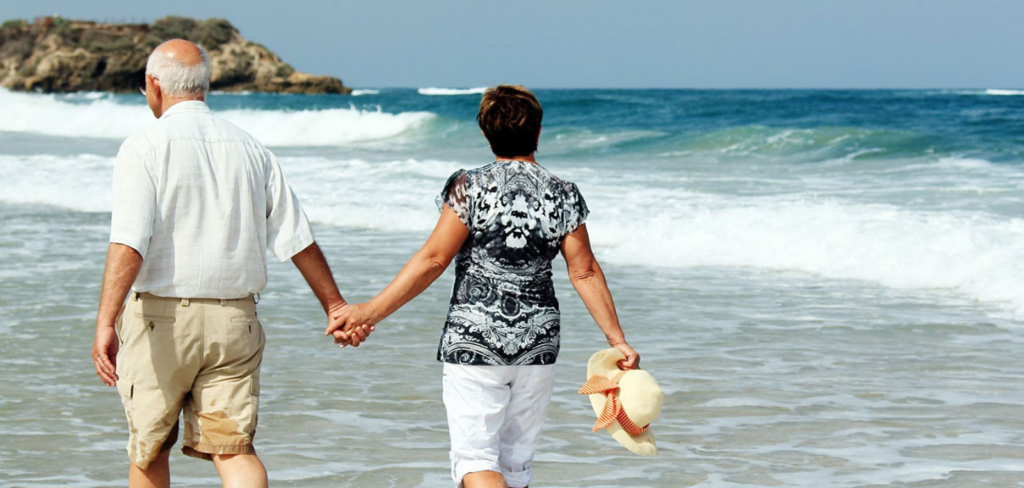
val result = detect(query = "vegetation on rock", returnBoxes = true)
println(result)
[0,16,350,94]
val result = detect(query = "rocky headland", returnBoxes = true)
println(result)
[0,16,350,94]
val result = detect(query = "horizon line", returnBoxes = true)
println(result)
[355,86,1018,91]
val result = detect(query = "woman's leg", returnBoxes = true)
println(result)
[497,365,556,488]
[463,470,509,488]
[443,363,513,487]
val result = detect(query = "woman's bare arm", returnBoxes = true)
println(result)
[561,224,639,369]
[326,206,469,340]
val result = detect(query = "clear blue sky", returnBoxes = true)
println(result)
[2,0,1022,89]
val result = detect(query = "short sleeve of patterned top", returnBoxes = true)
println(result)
[435,160,589,366]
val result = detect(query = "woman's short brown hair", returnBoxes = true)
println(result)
[477,85,543,158]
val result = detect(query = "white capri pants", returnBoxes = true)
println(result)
[442,363,556,488]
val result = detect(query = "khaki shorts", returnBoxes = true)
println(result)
[115,292,265,469]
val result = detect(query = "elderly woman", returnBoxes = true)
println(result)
[328,85,639,488]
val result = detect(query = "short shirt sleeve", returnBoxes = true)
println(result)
[564,182,589,234]
[109,141,157,257]
[265,149,316,261]
[436,169,471,228]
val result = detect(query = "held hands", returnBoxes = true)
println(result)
[325,303,377,348]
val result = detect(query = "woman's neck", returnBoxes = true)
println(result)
[495,154,537,164]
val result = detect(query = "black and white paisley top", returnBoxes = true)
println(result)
[436,160,589,366]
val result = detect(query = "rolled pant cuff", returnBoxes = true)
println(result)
[182,443,255,461]
[505,469,532,488]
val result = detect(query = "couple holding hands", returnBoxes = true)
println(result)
[91,39,661,488]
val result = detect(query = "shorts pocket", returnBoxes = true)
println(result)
[117,380,135,421]
[114,302,128,345]
[134,314,175,321]
[139,316,174,336]
[134,314,176,332]
[117,379,134,399]
[249,376,261,432]
[229,316,263,348]
[229,316,261,339]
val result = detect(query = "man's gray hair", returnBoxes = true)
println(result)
[146,43,211,98]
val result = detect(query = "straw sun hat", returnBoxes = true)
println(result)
[578,348,664,456]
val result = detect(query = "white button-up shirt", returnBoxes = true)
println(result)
[109,101,314,299]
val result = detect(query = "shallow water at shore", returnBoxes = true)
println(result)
[4,204,1024,487]
[3,88,1024,486]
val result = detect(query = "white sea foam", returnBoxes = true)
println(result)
[0,89,155,139]
[590,193,1024,320]
[218,106,434,146]
[417,87,487,96]
[350,89,380,96]
[549,129,663,152]
[0,88,435,146]
[280,157,463,232]
[76,92,109,100]
[984,89,1024,96]
[5,150,1022,320]
[0,154,113,212]
[0,154,461,230]
[932,156,995,170]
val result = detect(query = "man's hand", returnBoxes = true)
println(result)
[326,303,376,347]
[92,324,119,386]
[94,243,142,386]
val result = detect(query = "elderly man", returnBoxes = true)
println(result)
[90,39,366,488]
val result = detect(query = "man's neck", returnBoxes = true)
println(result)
[158,96,205,117]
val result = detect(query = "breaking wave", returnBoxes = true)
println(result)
[0,88,435,146]
[417,87,487,96]
[984,89,1024,96]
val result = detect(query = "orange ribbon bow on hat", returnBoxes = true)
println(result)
[578,370,649,435]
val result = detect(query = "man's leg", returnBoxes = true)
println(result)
[128,449,170,488]
[211,453,268,488]
[119,294,196,487]
[184,298,266,484]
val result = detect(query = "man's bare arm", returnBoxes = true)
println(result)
[92,243,143,386]
[290,242,347,315]
[291,243,377,346]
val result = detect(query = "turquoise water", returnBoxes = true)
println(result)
[1,87,1024,486]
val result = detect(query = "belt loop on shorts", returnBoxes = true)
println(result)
[254,293,260,304]
[181,298,190,307]
[132,292,140,301]
[219,299,228,306]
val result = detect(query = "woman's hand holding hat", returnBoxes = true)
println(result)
[610,341,640,370]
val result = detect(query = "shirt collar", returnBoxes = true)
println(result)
[159,100,212,119]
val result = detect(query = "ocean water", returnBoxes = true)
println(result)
[1,87,1024,487]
